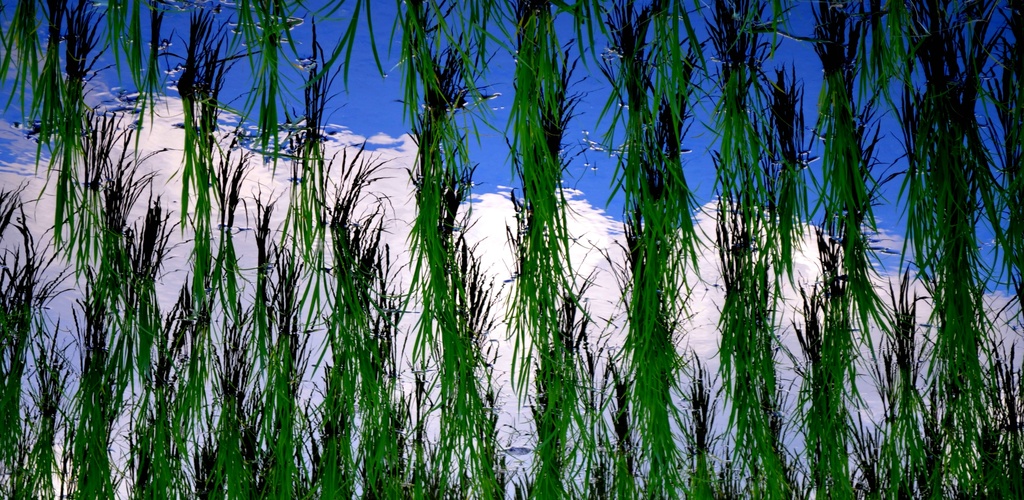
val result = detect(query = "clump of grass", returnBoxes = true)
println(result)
[899,2,999,492]
[605,359,637,498]
[849,410,883,496]
[506,0,578,393]
[53,0,107,255]
[761,67,810,279]
[549,291,608,499]
[985,10,1024,497]
[400,1,506,495]
[77,111,156,270]
[875,270,927,497]
[0,188,69,499]
[210,295,261,498]
[989,0,1024,336]
[211,134,254,323]
[284,20,338,268]
[67,273,119,498]
[505,2,599,496]
[715,194,790,497]
[707,0,798,494]
[251,194,277,379]
[312,118,407,497]
[174,8,242,306]
[683,354,718,497]
[811,0,888,334]
[259,245,311,498]
[793,222,857,497]
[79,109,171,407]
[24,329,73,498]
[123,197,178,494]
[599,2,704,495]
[983,343,1024,497]
[129,281,196,498]
[0,0,43,114]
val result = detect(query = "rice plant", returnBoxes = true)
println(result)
[991,0,1024,349]
[596,4,709,493]
[0,187,70,499]
[399,1,504,496]
[503,3,609,497]
[899,2,1000,493]
[0,0,1022,498]
[793,223,856,497]
[174,9,234,305]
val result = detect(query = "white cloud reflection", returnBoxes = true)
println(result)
[1,96,1021,485]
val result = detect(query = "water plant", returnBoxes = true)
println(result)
[0,1,1021,498]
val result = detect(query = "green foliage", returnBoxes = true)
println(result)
[0,0,1021,498]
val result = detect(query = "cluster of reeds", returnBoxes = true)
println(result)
[2,0,1024,498]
